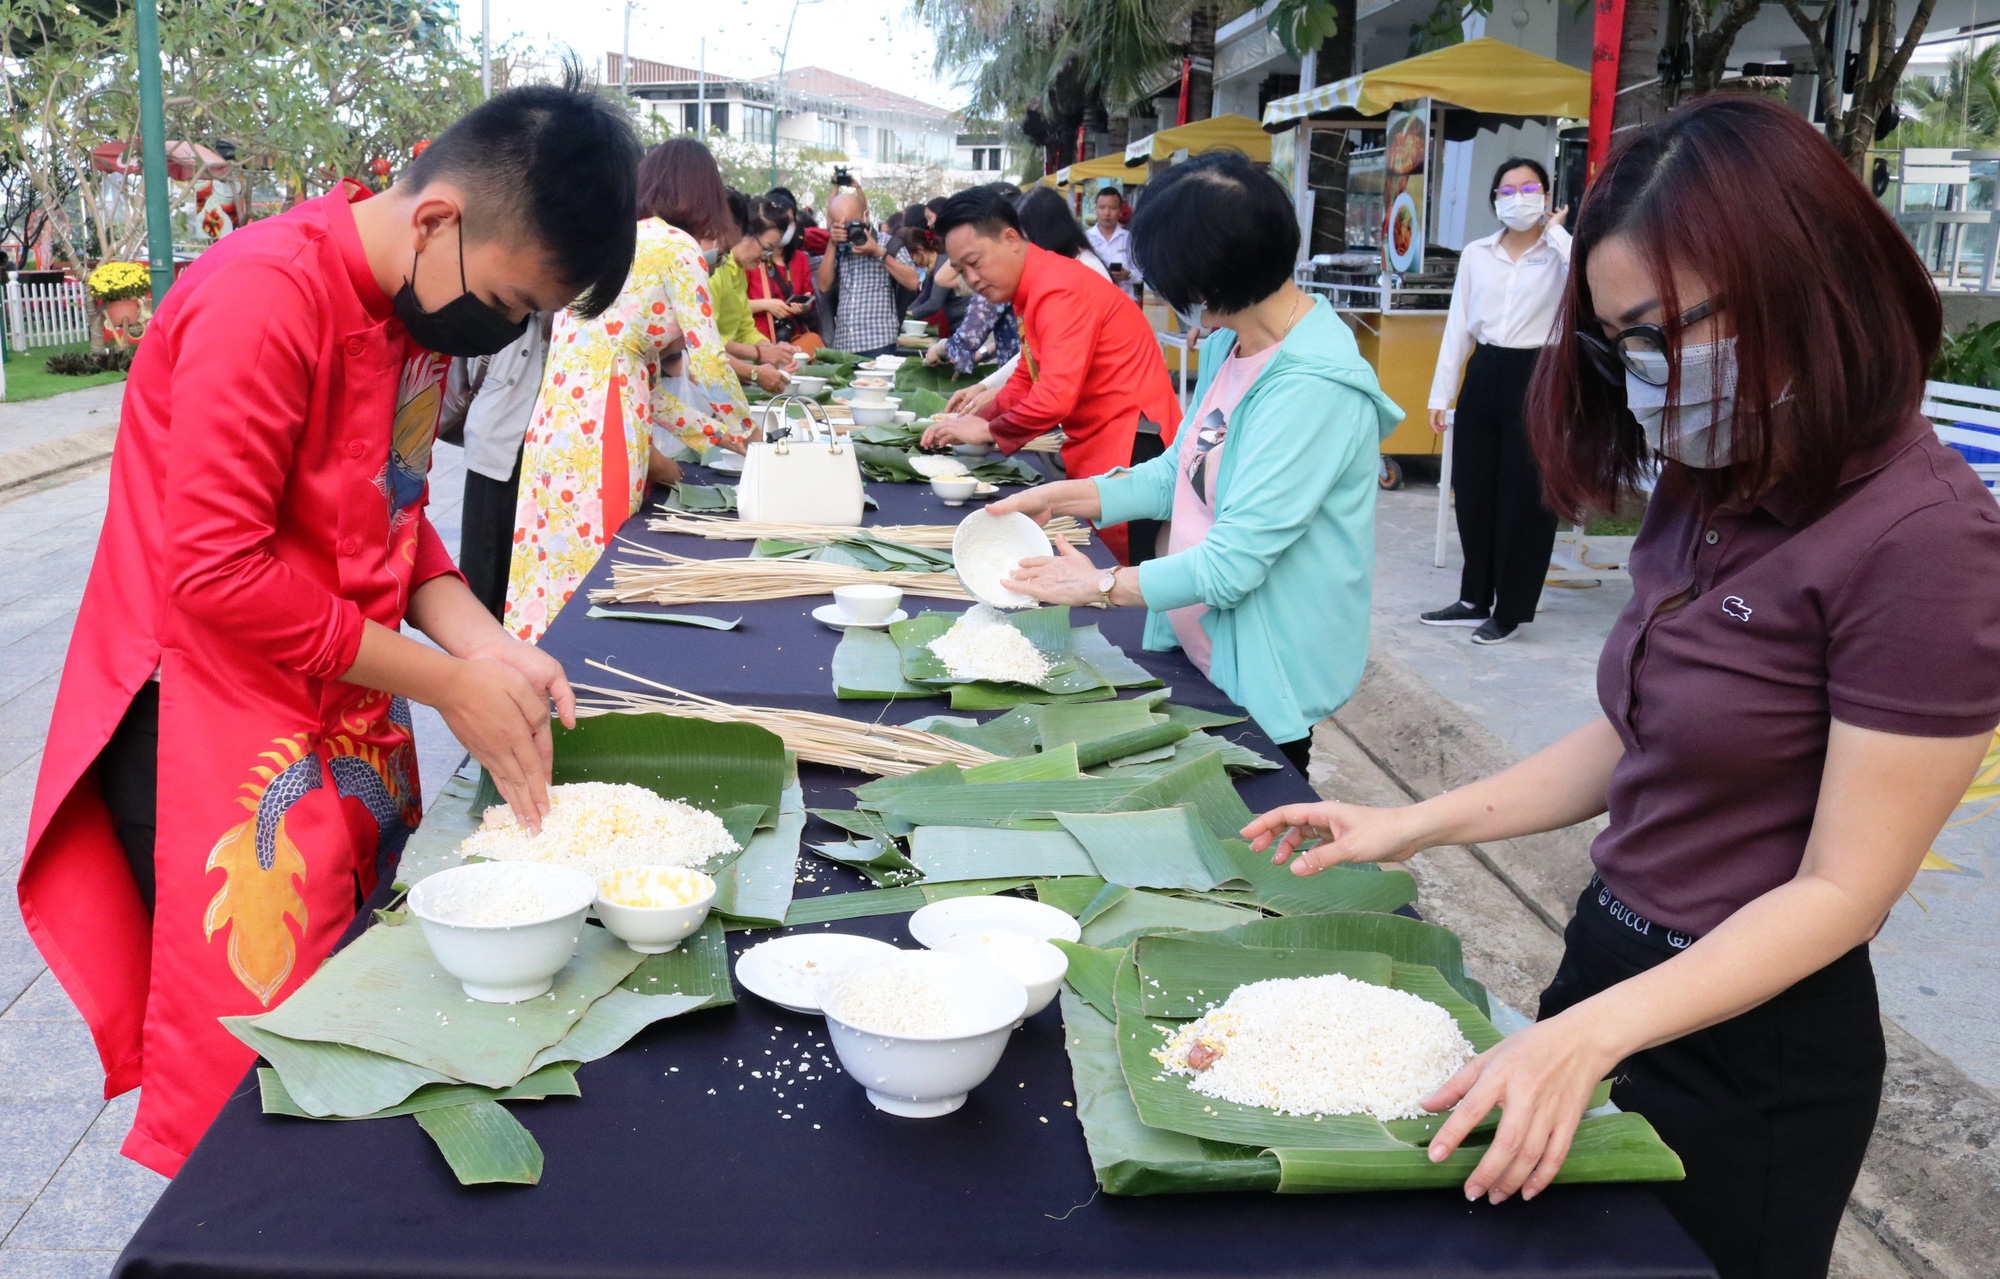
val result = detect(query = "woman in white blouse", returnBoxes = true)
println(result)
[1421,158,1570,645]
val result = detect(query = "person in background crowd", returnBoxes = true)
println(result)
[926,195,947,228]
[21,73,635,1177]
[505,137,753,642]
[1420,157,1571,646]
[1087,187,1142,301]
[885,210,905,240]
[1246,96,2000,1279]
[991,152,1399,769]
[751,190,816,347]
[708,189,797,391]
[442,311,554,618]
[907,213,970,337]
[817,187,921,356]
[920,186,1181,563]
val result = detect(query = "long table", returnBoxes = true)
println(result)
[114,469,1715,1279]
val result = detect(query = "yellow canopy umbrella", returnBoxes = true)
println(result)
[1261,37,1590,127]
[1063,153,1149,184]
[1122,113,1272,165]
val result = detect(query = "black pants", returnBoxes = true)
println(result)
[1538,880,1884,1279]
[460,448,524,621]
[1275,735,1313,775]
[98,682,160,913]
[1452,345,1558,626]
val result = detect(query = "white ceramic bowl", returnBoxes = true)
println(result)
[894,410,916,424]
[833,583,903,624]
[734,933,902,1013]
[817,951,1028,1118]
[789,375,828,396]
[593,866,716,954]
[848,401,901,427]
[950,509,1055,610]
[849,379,894,404]
[931,476,978,506]
[950,442,991,458]
[902,319,930,336]
[908,894,1082,949]
[407,862,598,1003]
[933,930,1069,1018]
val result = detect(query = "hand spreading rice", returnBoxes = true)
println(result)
[1153,974,1476,1121]
[927,604,1052,685]
[460,782,738,876]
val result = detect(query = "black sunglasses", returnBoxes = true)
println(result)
[1576,298,1722,386]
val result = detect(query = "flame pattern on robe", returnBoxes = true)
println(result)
[203,696,422,1004]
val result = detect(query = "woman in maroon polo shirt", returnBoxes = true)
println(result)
[1243,96,2000,1279]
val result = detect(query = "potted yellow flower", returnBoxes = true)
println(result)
[87,261,152,331]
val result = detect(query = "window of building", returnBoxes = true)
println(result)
[818,119,845,151]
[853,125,872,158]
[742,104,772,140]
[710,102,729,134]
[879,128,898,162]
[683,103,701,132]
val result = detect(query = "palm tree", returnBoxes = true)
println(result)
[1895,42,2000,150]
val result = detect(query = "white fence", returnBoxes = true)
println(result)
[5,278,92,352]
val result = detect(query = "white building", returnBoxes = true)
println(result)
[606,55,997,185]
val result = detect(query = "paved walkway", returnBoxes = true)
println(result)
[1375,483,2000,1093]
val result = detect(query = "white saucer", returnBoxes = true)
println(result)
[973,482,999,498]
[705,452,745,475]
[735,934,903,1014]
[813,604,908,631]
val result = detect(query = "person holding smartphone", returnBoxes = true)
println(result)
[1087,187,1142,302]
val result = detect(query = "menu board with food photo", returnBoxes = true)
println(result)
[1383,100,1429,275]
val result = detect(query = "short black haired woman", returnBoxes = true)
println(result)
[1420,156,1569,645]
[1244,95,2000,1279]
[991,150,1402,768]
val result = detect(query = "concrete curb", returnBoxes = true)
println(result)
[0,423,117,493]
[1329,650,2000,1279]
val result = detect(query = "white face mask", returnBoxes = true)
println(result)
[1495,191,1545,232]
[1624,337,1740,469]
[781,222,796,246]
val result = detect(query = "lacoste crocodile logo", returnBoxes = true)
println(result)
[1722,596,1753,622]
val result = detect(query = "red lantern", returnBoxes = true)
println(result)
[370,157,391,178]
[412,139,432,158]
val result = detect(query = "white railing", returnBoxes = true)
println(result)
[1923,379,2000,501]
[5,277,92,352]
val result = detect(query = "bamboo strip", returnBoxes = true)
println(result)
[592,548,975,605]
[575,662,1000,776]
[647,512,1090,548]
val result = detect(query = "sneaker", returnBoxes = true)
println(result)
[1470,618,1519,645]
[1419,601,1490,627]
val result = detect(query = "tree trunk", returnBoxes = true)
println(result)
[1612,0,1665,144]
[1784,0,1940,174]
[1185,5,1218,123]
[1305,4,1357,257]
[1689,0,1765,96]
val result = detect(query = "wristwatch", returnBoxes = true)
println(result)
[1095,568,1119,609]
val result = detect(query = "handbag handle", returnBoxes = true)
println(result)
[761,393,842,454]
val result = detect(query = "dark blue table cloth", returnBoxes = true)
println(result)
[113,472,1714,1279]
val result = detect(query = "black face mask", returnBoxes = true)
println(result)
[393,227,528,357]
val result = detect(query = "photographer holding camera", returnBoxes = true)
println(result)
[815,179,921,356]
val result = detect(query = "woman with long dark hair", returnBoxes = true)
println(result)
[1420,157,1569,645]
[1244,96,2000,1279]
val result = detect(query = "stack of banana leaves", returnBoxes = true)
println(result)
[895,356,998,398]
[749,530,955,573]
[656,482,737,513]
[833,605,1161,709]
[1054,915,1686,1195]
[244,713,804,1186]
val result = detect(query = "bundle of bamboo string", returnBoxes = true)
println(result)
[594,543,976,605]
[648,511,1091,548]
[574,661,1000,775]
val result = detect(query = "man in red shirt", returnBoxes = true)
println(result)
[20,77,639,1175]
[920,187,1181,562]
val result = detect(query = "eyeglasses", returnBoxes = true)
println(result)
[1575,298,1723,386]
[1495,182,1544,197]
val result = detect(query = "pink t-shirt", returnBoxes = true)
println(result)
[1164,340,1283,671]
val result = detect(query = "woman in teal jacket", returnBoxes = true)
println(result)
[992,152,1401,769]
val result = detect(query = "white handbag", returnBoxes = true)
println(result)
[736,394,866,526]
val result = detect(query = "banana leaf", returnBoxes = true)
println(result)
[1054,806,1246,892]
[894,358,994,396]
[1131,935,1396,1019]
[256,1062,579,1121]
[226,1019,456,1118]
[1035,700,1159,748]
[832,627,934,699]
[1157,701,1247,730]
[415,1100,544,1185]
[658,482,737,512]
[1191,840,1418,917]
[892,608,1091,694]
[811,837,923,887]
[902,709,1042,757]
[1052,943,1123,1020]
[963,742,1080,783]
[584,607,743,629]
[949,682,1117,709]
[1201,913,1488,1016]
[1071,625,1166,690]
[902,388,949,418]
[1078,723,1189,767]
[711,805,804,927]
[1082,888,1263,948]
[245,921,645,1089]
[528,989,712,1070]
[469,712,787,821]
[1033,875,1112,915]
[848,762,965,805]
[871,777,1144,826]
[618,915,735,1007]
[1269,1112,1684,1193]
[972,453,1048,486]
[1123,751,1257,843]
[907,825,1098,881]
[855,442,923,482]
[780,878,1030,925]
[854,422,924,447]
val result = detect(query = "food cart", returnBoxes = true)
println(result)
[1261,38,1591,487]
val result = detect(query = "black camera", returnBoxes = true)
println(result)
[845,220,870,247]
[832,165,852,187]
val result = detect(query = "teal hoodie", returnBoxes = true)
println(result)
[1094,297,1402,743]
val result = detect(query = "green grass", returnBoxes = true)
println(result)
[3,340,129,402]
